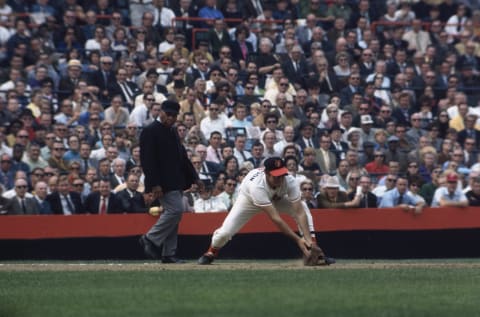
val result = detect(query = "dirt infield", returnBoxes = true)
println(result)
[2,260,480,271]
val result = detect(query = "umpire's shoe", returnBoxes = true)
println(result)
[139,235,161,260]
[198,252,215,265]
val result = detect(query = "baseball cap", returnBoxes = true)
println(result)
[361,114,374,125]
[388,135,399,142]
[446,173,458,183]
[161,100,180,115]
[264,157,288,177]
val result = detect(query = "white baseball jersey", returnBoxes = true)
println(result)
[240,168,301,207]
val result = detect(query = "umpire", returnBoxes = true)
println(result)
[139,100,199,263]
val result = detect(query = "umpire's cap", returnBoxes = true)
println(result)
[264,157,289,177]
[162,100,180,115]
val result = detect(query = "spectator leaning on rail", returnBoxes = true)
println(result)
[431,172,469,208]
[379,176,425,214]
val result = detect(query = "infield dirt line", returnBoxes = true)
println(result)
[1,261,480,271]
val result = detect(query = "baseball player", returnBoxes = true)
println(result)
[198,157,334,265]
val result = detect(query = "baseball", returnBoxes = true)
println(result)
[149,206,163,216]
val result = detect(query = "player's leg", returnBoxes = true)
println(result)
[199,194,259,264]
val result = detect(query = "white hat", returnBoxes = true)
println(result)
[346,127,362,138]
[361,114,374,125]
[67,59,82,68]
[323,176,340,188]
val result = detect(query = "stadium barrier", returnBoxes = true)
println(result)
[1,207,480,239]
[2,208,480,260]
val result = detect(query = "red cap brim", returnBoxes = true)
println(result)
[269,167,289,177]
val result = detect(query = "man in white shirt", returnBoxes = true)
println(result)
[431,172,469,207]
[200,101,230,139]
[129,93,155,128]
[198,157,334,266]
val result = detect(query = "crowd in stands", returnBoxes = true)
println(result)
[1,0,480,215]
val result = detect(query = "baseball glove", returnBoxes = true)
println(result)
[303,244,325,266]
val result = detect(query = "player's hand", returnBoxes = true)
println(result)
[297,237,311,257]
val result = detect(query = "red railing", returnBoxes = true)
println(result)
[1,207,480,240]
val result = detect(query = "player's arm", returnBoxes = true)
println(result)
[290,199,312,245]
[261,204,310,256]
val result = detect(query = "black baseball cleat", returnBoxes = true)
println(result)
[323,257,336,265]
[161,256,186,264]
[139,235,161,260]
[198,252,215,265]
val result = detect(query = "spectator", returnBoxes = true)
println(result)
[431,172,469,208]
[22,142,48,171]
[247,141,265,168]
[408,175,426,205]
[317,176,361,209]
[117,173,147,213]
[104,95,129,128]
[33,181,52,215]
[216,176,237,211]
[200,100,229,140]
[84,178,122,214]
[300,179,317,209]
[110,157,126,190]
[222,156,238,180]
[6,178,38,215]
[205,131,223,164]
[46,175,84,215]
[193,181,228,213]
[379,176,425,213]
[419,166,443,206]
[466,176,480,207]
[348,175,377,208]
[365,149,388,179]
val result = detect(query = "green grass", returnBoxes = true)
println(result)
[1,262,480,317]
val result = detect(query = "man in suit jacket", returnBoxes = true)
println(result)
[58,59,85,102]
[33,181,52,215]
[46,175,84,215]
[7,178,39,215]
[391,92,414,127]
[458,114,480,148]
[88,55,116,102]
[79,142,98,175]
[281,44,308,88]
[329,124,348,163]
[194,144,222,183]
[295,122,319,151]
[84,178,122,214]
[340,73,363,107]
[347,175,378,208]
[117,173,147,213]
[208,19,231,59]
[109,157,126,190]
[108,67,140,108]
[139,100,199,263]
[315,134,337,174]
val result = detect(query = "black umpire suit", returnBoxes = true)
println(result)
[139,100,199,263]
